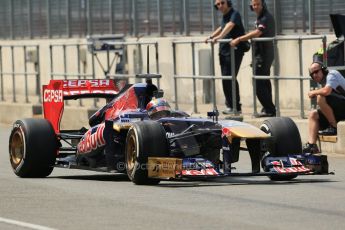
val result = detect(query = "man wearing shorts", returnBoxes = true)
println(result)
[303,61,345,154]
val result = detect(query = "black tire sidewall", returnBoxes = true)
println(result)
[9,119,57,177]
[260,117,301,181]
[260,117,302,157]
[125,121,169,185]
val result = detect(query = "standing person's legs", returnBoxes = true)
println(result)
[255,57,276,115]
[220,55,232,109]
[220,52,243,112]
[256,79,275,112]
[233,50,244,111]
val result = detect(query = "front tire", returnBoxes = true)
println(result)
[8,119,58,177]
[125,121,169,185]
[260,117,302,181]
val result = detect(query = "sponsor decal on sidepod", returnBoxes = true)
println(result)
[78,124,106,154]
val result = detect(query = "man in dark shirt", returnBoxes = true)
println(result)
[206,0,246,114]
[231,0,276,117]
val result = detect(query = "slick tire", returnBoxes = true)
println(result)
[8,118,58,178]
[260,117,302,181]
[125,121,169,185]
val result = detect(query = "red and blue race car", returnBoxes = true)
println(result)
[8,75,330,185]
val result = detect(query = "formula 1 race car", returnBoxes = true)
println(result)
[8,75,330,185]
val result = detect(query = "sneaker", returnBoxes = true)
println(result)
[302,143,320,154]
[222,107,241,115]
[255,111,276,118]
[318,126,337,136]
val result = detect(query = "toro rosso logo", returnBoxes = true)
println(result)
[78,124,106,154]
[43,90,63,102]
[222,127,231,137]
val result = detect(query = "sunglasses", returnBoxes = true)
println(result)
[309,68,321,78]
[215,1,226,7]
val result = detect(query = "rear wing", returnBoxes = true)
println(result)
[42,79,120,133]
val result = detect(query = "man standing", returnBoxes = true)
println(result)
[206,0,246,114]
[303,61,345,154]
[231,0,276,117]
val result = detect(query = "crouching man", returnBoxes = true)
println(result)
[303,61,345,154]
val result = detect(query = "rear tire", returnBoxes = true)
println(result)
[8,119,58,177]
[260,117,302,181]
[125,121,169,185]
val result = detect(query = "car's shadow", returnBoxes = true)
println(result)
[50,173,130,182]
[49,173,335,187]
[156,177,336,187]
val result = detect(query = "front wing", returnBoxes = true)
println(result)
[146,155,332,181]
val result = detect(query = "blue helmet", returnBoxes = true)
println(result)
[146,98,171,119]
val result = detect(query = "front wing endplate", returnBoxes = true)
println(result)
[148,157,182,179]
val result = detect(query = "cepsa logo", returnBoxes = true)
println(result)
[43,89,63,102]
[63,79,110,88]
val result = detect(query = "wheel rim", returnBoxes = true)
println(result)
[126,134,137,176]
[10,130,25,166]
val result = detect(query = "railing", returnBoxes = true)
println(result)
[172,39,239,114]
[251,35,327,118]
[0,40,161,106]
[172,35,328,118]
[1,36,343,120]
[49,40,160,107]
[0,45,40,103]
[49,40,159,82]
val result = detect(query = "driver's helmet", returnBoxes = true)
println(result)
[146,98,172,119]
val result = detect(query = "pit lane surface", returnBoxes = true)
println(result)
[1,123,345,230]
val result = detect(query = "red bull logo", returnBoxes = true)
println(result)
[222,127,231,137]
[78,124,106,154]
